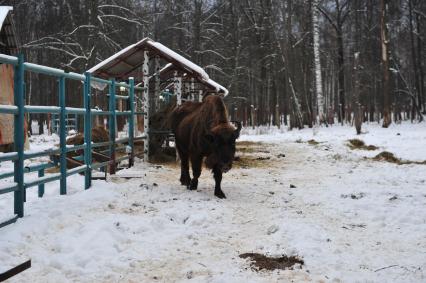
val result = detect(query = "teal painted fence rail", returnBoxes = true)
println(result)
[0,53,147,229]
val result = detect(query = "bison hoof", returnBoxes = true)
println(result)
[214,190,227,199]
[180,177,191,186]
[188,180,198,191]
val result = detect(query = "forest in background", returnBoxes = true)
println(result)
[1,0,425,130]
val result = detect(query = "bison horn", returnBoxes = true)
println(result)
[231,120,242,135]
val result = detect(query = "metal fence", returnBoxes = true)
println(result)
[51,113,78,135]
[0,53,148,228]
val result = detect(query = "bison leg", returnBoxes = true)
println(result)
[177,145,191,186]
[213,166,226,199]
[189,155,202,190]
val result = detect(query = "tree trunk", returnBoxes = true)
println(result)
[312,0,325,124]
[416,12,425,112]
[353,52,362,134]
[381,0,391,128]
[337,28,345,124]
[408,0,421,113]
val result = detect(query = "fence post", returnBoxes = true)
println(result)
[109,79,116,174]
[38,169,44,197]
[143,51,150,162]
[174,71,182,106]
[154,56,160,112]
[190,78,195,101]
[59,76,67,194]
[13,54,25,217]
[84,72,92,189]
[128,77,135,167]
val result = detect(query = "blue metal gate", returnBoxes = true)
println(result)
[0,53,147,228]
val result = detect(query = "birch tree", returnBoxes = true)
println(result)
[312,0,325,124]
[381,0,392,128]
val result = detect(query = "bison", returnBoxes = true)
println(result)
[170,95,241,199]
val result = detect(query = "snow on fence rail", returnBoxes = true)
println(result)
[0,53,148,229]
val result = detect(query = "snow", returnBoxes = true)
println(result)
[205,78,229,97]
[0,122,425,282]
[241,122,426,161]
[149,40,209,81]
[0,105,18,110]
[0,6,12,30]
[25,105,61,113]
[87,39,144,74]
[0,151,17,159]
[0,182,16,190]
[158,62,173,74]
[88,38,209,90]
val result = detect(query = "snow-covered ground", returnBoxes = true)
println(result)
[0,122,425,282]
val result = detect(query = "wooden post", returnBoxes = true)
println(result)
[154,56,160,112]
[190,78,195,101]
[174,71,182,106]
[143,51,150,161]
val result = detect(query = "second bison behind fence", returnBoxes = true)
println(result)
[170,95,242,199]
[66,126,110,157]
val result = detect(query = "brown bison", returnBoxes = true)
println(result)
[170,95,241,199]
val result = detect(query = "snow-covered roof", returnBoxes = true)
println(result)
[0,6,18,56]
[88,37,228,96]
[149,40,209,81]
[0,6,12,30]
[158,63,173,76]
[204,78,229,97]
[87,37,209,82]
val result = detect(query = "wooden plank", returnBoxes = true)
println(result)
[66,157,84,169]
[0,64,14,145]
[92,151,110,163]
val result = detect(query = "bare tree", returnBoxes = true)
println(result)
[319,0,350,124]
[312,0,325,124]
[381,0,392,127]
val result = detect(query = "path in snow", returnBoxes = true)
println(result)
[1,129,425,282]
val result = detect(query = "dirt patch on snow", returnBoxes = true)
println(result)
[237,141,271,154]
[295,139,322,145]
[307,139,320,145]
[234,141,277,168]
[372,151,426,165]
[233,156,272,168]
[373,151,401,163]
[240,253,304,271]
[347,139,379,151]
[237,141,267,147]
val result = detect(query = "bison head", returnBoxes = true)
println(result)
[204,121,242,172]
